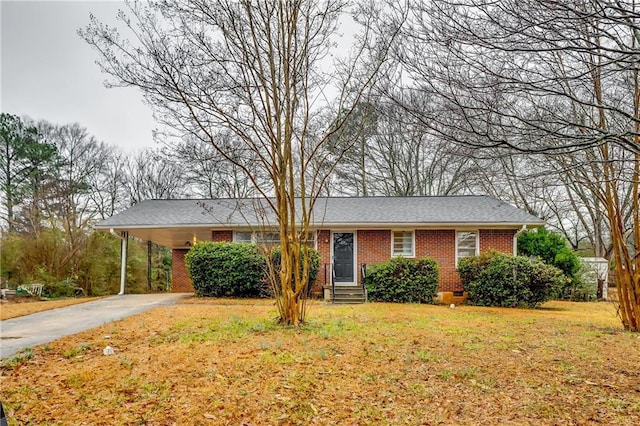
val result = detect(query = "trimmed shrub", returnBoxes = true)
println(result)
[185,242,265,297]
[266,246,321,297]
[185,242,321,298]
[365,257,439,303]
[458,251,565,308]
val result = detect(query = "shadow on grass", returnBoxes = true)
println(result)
[537,306,570,312]
[178,297,283,306]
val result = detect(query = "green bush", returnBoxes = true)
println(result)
[458,251,565,308]
[43,278,82,298]
[365,257,439,303]
[517,227,584,299]
[266,246,321,297]
[185,242,266,297]
[186,242,321,298]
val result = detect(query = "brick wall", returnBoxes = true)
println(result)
[172,227,517,295]
[415,229,460,292]
[212,230,233,242]
[316,230,331,291]
[172,249,194,292]
[355,228,516,293]
[480,229,515,255]
[357,230,391,282]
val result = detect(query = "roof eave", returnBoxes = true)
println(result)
[95,221,545,230]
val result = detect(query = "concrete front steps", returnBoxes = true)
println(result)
[331,285,366,304]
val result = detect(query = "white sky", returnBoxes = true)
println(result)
[1,0,157,152]
[1,0,359,154]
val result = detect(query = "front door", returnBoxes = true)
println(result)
[333,232,355,284]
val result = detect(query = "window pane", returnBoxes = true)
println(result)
[393,231,413,256]
[255,232,280,246]
[234,232,253,243]
[457,231,477,260]
[301,232,316,247]
[236,231,314,246]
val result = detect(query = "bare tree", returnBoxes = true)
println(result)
[169,137,262,198]
[81,0,401,324]
[327,98,478,196]
[470,152,613,255]
[88,149,129,220]
[368,103,476,196]
[124,148,190,205]
[387,0,639,330]
[31,121,127,280]
[37,122,113,231]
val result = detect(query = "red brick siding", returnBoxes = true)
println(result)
[172,227,516,295]
[357,230,391,282]
[212,230,233,242]
[316,230,331,291]
[172,249,194,292]
[355,228,516,294]
[480,229,515,255]
[415,230,460,292]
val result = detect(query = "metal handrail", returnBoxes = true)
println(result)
[323,263,327,290]
[323,263,336,301]
[331,263,336,301]
[360,263,367,302]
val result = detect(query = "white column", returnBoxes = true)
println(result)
[119,231,128,295]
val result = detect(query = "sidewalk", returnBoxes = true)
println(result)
[0,293,191,358]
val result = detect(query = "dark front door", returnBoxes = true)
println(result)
[333,232,354,283]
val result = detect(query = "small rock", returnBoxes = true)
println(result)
[450,304,455,308]
[103,346,115,356]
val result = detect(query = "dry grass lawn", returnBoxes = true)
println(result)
[0,297,103,320]
[1,299,639,425]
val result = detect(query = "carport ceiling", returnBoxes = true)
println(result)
[111,227,214,248]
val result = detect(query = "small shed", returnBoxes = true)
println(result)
[580,257,609,300]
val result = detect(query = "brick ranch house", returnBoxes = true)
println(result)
[95,196,544,303]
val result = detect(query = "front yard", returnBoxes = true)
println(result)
[1,299,638,424]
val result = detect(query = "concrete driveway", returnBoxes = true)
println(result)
[0,293,192,359]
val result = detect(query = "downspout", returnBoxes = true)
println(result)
[110,228,128,295]
[513,225,527,256]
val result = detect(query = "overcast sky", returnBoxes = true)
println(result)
[1,0,157,152]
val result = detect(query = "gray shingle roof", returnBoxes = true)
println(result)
[95,196,544,229]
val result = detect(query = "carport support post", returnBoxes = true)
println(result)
[119,231,128,295]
